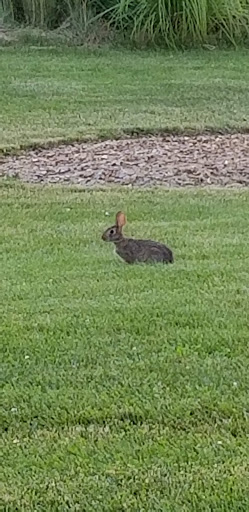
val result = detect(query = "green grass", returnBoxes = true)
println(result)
[1,47,249,152]
[1,181,249,510]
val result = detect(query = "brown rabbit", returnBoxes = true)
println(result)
[102,211,173,264]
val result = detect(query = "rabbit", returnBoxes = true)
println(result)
[102,211,173,264]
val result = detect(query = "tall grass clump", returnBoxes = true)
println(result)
[1,0,249,46]
[107,0,249,46]
[1,0,66,27]
[1,0,105,29]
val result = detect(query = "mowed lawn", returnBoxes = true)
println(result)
[1,182,249,510]
[1,47,249,151]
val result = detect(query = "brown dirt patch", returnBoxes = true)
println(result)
[1,134,249,187]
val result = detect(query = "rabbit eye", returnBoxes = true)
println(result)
[110,229,114,235]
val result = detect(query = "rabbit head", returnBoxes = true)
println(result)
[102,211,126,243]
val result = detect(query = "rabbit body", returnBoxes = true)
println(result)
[102,212,173,264]
[115,237,173,264]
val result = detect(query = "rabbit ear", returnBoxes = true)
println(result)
[116,211,126,229]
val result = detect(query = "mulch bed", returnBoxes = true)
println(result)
[1,134,249,187]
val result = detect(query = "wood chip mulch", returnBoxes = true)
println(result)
[1,134,249,187]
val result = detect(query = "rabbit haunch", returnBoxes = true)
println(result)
[102,211,173,264]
